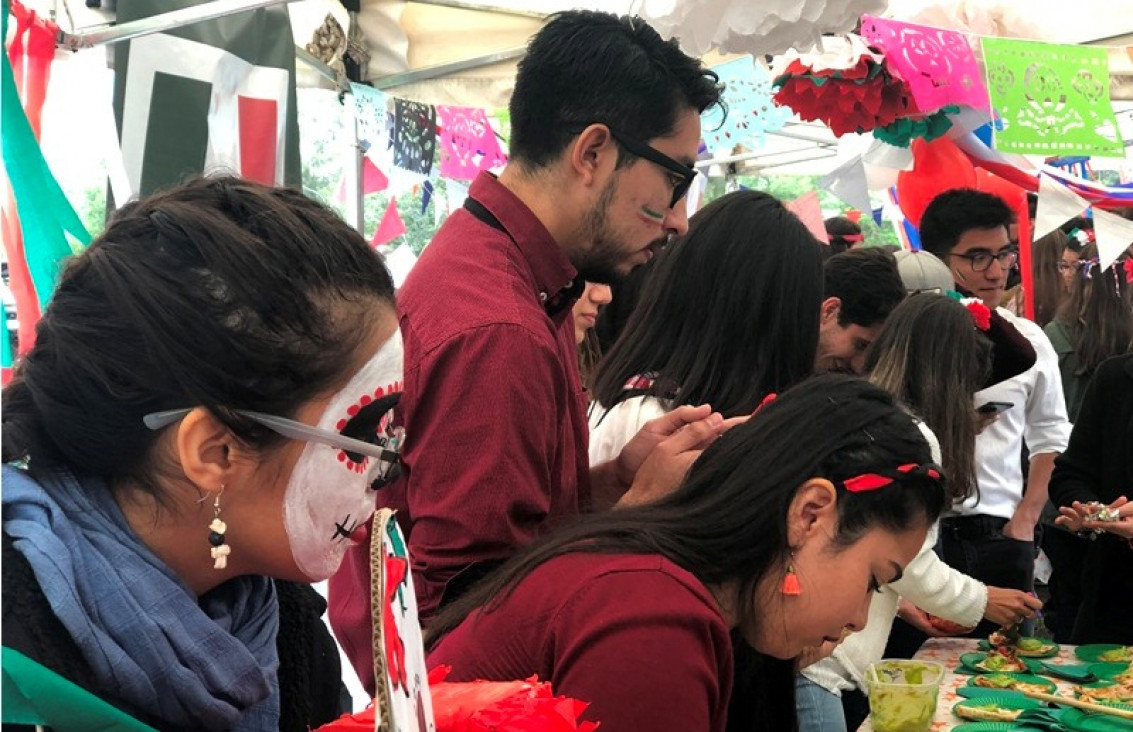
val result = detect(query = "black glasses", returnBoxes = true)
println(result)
[948,246,1019,273]
[606,127,698,210]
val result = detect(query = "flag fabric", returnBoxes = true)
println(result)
[371,198,406,248]
[112,0,301,200]
[980,37,1123,156]
[2,0,90,380]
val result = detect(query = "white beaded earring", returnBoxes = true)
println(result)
[207,486,230,570]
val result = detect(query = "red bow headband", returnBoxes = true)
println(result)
[842,463,944,493]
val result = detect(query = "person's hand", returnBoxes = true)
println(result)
[1054,501,1092,533]
[616,412,745,508]
[896,599,950,638]
[983,586,1042,628]
[976,410,999,435]
[613,404,715,487]
[1002,508,1038,542]
[1078,496,1133,540]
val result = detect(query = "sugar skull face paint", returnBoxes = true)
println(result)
[283,330,404,580]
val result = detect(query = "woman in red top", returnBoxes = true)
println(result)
[426,375,947,731]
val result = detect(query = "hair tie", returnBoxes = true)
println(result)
[842,462,944,493]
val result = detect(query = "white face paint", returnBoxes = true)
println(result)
[283,330,404,580]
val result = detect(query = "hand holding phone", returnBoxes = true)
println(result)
[977,401,1015,415]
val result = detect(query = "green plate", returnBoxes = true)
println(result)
[1076,681,1133,704]
[954,694,1043,723]
[959,686,1027,700]
[965,673,1058,694]
[1041,661,1098,682]
[953,723,1048,731]
[1060,704,1133,732]
[1093,663,1133,681]
[960,652,1042,675]
[979,638,1062,659]
[1077,645,1133,664]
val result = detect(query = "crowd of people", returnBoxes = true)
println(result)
[2,9,1131,732]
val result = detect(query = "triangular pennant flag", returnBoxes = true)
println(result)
[785,192,827,243]
[1092,207,1133,273]
[420,179,434,214]
[820,157,872,214]
[371,197,407,248]
[1034,173,1090,240]
[335,156,389,203]
[872,207,884,226]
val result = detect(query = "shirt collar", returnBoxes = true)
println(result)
[467,172,580,316]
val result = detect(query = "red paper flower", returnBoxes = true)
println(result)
[316,672,599,732]
[964,300,992,331]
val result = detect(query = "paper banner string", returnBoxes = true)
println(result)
[785,192,828,243]
[349,82,389,153]
[860,15,990,115]
[701,56,790,156]
[371,197,407,248]
[1034,173,1090,241]
[980,36,1124,157]
[435,105,507,181]
[1092,207,1133,273]
[821,157,872,214]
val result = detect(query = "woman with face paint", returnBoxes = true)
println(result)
[425,375,948,732]
[1,177,401,731]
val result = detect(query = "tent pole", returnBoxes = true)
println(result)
[371,47,527,90]
[56,0,292,50]
[343,99,366,236]
[409,0,547,20]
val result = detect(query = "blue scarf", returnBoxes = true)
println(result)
[2,465,281,730]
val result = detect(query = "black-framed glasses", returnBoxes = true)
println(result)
[1055,261,1080,274]
[606,127,698,210]
[948,246,1019,273]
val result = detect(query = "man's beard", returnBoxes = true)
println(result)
[572,176,664,285]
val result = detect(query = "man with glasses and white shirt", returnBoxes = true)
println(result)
[919,188,1072,638]
[329,10,727,694]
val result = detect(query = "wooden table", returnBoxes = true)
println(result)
[856,637,1082,730]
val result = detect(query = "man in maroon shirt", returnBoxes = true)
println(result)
[330,10,724,692]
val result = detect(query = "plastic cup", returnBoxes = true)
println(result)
[865,659,945,732]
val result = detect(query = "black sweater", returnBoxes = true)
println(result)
[1048,354,1133,644]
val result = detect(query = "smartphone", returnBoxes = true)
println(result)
[977,401,1015,414]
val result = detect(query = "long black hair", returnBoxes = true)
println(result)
[428,375,947,729]
[591,190,824,417]
[2,176,395,496]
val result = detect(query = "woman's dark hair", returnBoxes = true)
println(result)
[824,215,862,255]
[591,190,824,417]
[427,375,946,728]
[509,10,722,169]
[2,176,396,493]
[865,294,991,503]
[1056,242,1133,377]
[1031,229,1070,328]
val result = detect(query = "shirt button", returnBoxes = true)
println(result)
[538,291,548,302]
[564,279,574,290]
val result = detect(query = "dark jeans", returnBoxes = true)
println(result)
[940,514,1036,639]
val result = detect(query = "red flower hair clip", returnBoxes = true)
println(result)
[964,300,991,331]
[843,463,943,493]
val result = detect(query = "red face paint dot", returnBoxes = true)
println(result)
[360,395,371,406]
[337,419,348,431]
[374,386,385,398]
[337,453,347,463]
[347,405,360,416]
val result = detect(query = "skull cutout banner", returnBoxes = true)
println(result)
[980,37,1123,156]
[860,16,989,115]
[701,56,790,156]
[392,99,437,176]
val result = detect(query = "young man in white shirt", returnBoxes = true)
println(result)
[919,188,1072,638]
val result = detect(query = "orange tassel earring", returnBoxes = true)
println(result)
[781,558,802,596]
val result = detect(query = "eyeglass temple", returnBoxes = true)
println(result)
[144,408,393,461]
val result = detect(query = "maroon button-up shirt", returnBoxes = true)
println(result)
[329,172,592,692]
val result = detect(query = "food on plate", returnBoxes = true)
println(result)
[974,648,1029,674]
[987,631,1057,657]
[1075,680,1133,704]
[953,703,1023,722]
[1099,646,1133,663]
[972,674,1050,694]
